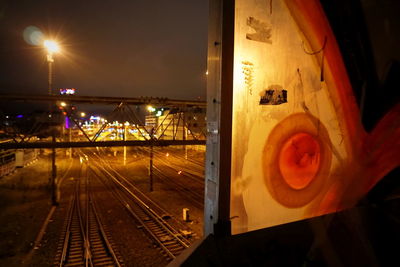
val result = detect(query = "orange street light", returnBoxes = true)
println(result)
[43,40,60,96]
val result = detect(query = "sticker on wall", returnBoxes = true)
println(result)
[259,85,287,105]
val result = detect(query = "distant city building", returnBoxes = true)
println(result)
[59,88,76,95]
[145,107,206,139]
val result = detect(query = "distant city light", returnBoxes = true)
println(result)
[60,88,76,95]
[16,115,23,118]
[147,105,156,112]
[90,116,100,121]
[80,112,86,117]
[60,102,67,107]
[156,110,162,117]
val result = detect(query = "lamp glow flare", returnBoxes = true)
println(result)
[44,40,60,53]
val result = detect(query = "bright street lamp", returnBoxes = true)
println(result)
[44,40,60,96]
[44,39,60,206]
[44,40,60,54]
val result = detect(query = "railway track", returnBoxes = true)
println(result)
[89,157,191,261]
[152,165,204,209]
[54,165,123,267]
[153,151,205,186]
[152,148,205,176]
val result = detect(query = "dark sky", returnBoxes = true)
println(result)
[0,0,208,100]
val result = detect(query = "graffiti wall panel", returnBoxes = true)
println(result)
[230,0,400,234]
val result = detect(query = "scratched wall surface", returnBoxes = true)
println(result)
[230,0,400,234]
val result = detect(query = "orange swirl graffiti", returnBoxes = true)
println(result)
[263,113,332,208]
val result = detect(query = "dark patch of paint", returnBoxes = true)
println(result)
[246,17,272,44]
[260,85,287,105]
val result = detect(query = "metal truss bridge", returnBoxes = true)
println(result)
[0,94,206,149]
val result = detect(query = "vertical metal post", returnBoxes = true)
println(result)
[204,0,234,237]
[51,131,58,205]
[48,57,53,96]
[48,53,58,206]
[182,111,186,141]
[182,110,187,158]
[149,128,154,192]
[215,0,234,237]
[123,125,127,165]
[69,127,72,158]
[172,115,175,140]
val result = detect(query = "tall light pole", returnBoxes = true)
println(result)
[44,40,60,206]
[44,40,59,95]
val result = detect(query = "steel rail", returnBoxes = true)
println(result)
[88,177,123,267]
[89,160,190,260]
[59,196,75,267]
[56,163,123,267]
[151,150,204,185]
[152,165,204,209]
[93,161,188,240]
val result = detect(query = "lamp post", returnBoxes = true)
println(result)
[44,40,59,96]
[123,121,130,165]
[44,40,59,206]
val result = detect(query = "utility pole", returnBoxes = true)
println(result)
[149,128,154,192]
[44,39,59,206]
[69,127,72,159]
[51,131,58,205]
[182,110,188,159]
[123,123,127,165]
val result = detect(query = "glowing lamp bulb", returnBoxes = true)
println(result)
[147,105,155,112]
[44,40,60,53]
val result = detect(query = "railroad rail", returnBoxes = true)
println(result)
[153,165,204,209]
[88,155,191,260]
[152,148,205,183]
[54,167,123,266]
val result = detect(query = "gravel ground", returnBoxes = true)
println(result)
[108,146,204,239]
[0,146,205,266]
[90,172,170,266]
[0,149,70,266]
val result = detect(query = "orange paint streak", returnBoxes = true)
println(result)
[284,0,366,155]
[318,182,342,214]
[284,0,399,214]
[364,103,400,191]
[279,133,320,190]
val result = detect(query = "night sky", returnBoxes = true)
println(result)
[0,0,208,100]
